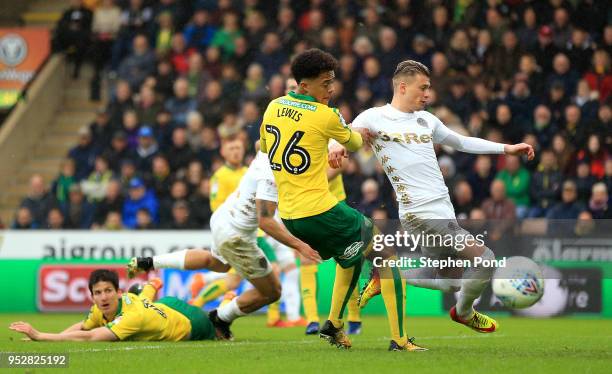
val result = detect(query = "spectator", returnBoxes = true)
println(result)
[467,155,495,206]
[110,0,154,71]
[122,178,159,229]
[159,179,189,225]
[61,184,94,229]
[605,159,612,194]
[90,0,121,100]
[357,179,383,217]
[198,80,226,126]
[529,105,557,149]
[528,150,563,217]
[481,180,516,241]
[168,33,196,75]
[106,80,133,129]
[495,155,531,218]
[92,179,124,228]
[68,126,98,181]
[103,211,123,230]
[547,180,585,220]
[12,207,38,230]
[102,131,136,174]
[81,155,114,202]
[163,200,197,229]
[52,0,92,79]
[153,59,176,99]
[452,181,475,220]
[566,28,594,75]
[89,109,113,152]
[551,134,575,175]
[547,53,579,96]
[189,178,212,228]
[575,162,596,204]
[51,159,76,204]
[152,12,175,57]
[185,160,204,195]
[183,8,216,52]
[135,126,159,173]
[135,208,156,230]
[117,34,156,90]
[149,155,173,200]
[531,25,559,74]
[574,79,600,122]
[20,174,56,227]
[576,134,608,180]
[46,208,67,230]
[197,126,220,170]
[135,85,163,126]
[583,49,612,104]
[167,127,195,172]
[211,11,242,57]
[588,183,611,219]
[255,32,288,80]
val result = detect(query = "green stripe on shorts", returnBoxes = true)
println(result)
[257,236,277,263]
[157,296,216,340]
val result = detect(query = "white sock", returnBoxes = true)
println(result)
[203,272,226,283]
[403,266,461,293]
[456,248,496,317]
[281,268,301,321]
[217,297,247,323]
[153,250,188,270]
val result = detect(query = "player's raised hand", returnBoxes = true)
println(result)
[328,143,348,169]
[295,242,322,264]
[9,321,40,340]
[504,143,535,160]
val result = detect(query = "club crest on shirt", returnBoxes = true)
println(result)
[417,118,428,128]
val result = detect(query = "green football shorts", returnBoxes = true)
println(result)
[282,201,373,268]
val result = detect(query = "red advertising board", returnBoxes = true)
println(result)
[37,265,150,312]
[0,28,50,108]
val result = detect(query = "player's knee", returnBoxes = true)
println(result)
[266,285,281,303]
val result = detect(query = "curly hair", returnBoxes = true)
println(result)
[290,48,338,83]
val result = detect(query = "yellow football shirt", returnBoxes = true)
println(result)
[82,289,192,341]
[260,91,353,219]
[209,164,247,212]
[328,174,346,202]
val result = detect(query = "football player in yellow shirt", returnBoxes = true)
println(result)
[259,49,424,351]
[9,269,216,341]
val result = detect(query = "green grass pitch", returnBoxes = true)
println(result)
[1,314,611,373]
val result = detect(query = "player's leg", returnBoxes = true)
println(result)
[212,269,281,340]
[346,287,362,335]
[192,270,242,307]
[298,253,320,334]
[271,239,304,326]
[127,249,230,278]
[190,271,227,299]
[208,230,277,339]
[257,235,284,327]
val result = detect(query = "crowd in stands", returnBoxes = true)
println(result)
[12,0,612,231]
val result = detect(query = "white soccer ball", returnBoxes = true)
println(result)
[492,256,545,309]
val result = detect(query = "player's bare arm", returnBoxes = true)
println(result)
[9,322,118,342]
[256,199,321,263]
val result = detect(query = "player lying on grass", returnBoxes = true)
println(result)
[259,49,425,351]
[329,60,534,333]
[128,150,322,340]
[9,269,216,341]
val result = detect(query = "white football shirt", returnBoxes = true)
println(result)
[352,104,504,211]
[223,151,278,231]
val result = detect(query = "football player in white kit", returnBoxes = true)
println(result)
[329,60,534,333]
[128,150,321,339]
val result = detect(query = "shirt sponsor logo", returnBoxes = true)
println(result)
[277,99,317,112]
[377,130,432,144]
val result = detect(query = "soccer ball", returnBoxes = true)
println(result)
[492,256,544,309]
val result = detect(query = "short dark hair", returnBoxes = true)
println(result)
[291,48,338,83]
[88,269,119,294]
[393,60,430,79]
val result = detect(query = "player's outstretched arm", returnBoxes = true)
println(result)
[435,123,535,160]
[256,199,322,263]
[10,321,118,342]
[60,321,85,334]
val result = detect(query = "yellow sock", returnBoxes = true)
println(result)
[328,262,361,328]
[380,258,407,345]
[347,286,361,322]
[193,278,228,307]
[267,300,281,324]
[300,264,319,323]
